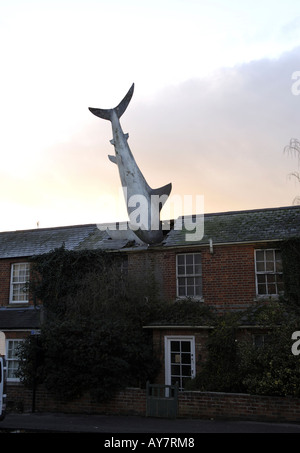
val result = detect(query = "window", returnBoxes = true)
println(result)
[176,253,202,299]
[255,249,284,296]
[10,263,30,303]
[6,339,24,382]
[253,334,269,348]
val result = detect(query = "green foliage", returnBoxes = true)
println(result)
[16,336,45,387]
[19,238,300,400]
[38,317,159,402]
[19,246,161,402]
[281,238,300,311]
[187,240,300,397]
[186,312,244,393]
[29,246,122,317]
[238,322,300,397]
[153,298,215,326]
[187,302,300,397]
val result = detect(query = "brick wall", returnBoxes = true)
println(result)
[201,244,257,311]
[0,259,13,307]
[6,385,146,415]
[6,385,300,423]
[0,241,271,310]
[128,250,176,301]
[177,391,300,422]
[128,242,262,311]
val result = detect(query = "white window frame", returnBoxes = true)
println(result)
[6,339,24,382]
[10,263,30,304]
[176,253,202,300]
[254,249,283,297]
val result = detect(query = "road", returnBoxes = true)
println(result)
[1,412,300,433]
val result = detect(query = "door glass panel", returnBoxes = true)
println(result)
[181,353,190,364]
[181,365,191,376]
[181,341,191,352]
[171,364,180,375]
[171,341,180,352]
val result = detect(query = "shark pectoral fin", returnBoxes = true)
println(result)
[151,183,172,207]
[124,133,129,140]
[108,155,117,164]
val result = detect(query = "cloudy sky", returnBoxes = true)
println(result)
[1,0,300,231]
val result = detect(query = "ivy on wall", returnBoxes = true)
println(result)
[19,246,162,402]
[187,238,300,397]
[18,238,300,400]
[281,238,300,310]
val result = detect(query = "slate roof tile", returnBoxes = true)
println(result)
[0,206,299,258]
[163,205,300,247]
[0,224,97,258]
[0,307,41,330]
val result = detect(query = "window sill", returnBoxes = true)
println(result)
[253,295,281,301]
[8,302,29,305]
[176,296,204,303]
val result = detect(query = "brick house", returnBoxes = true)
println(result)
[0,205,299,393]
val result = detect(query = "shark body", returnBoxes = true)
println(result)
[89,83,172,244]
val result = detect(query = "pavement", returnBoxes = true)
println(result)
[1,412,300,433]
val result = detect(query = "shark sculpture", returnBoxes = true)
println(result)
[89,83,172,244]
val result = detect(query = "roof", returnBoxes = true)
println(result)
[0,224,97,258]
[0,307,41,330]
[0,205,299,258]
[163,205,300,247]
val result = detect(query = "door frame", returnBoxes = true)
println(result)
[164,335,196,389]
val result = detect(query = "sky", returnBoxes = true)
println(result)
[1,0,300,231]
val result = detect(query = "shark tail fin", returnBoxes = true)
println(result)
[89,83,134,121]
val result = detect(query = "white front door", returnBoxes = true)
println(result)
[165,336,195,390]
[0,356,4,417]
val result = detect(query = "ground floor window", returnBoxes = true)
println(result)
[6,339,24,382]
[164,336,195,390]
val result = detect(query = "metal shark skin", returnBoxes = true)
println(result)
[89,83,172,244]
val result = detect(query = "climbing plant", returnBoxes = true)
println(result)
[186,302,300,397]
[18,246,162,402]
[280,238,300,312]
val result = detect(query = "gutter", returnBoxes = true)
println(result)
[123,238,285,253]
[143,325,269,330]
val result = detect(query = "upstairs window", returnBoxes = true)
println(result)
[10,263,30,304]
[176,253,202,299]
[255,249,284,296]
